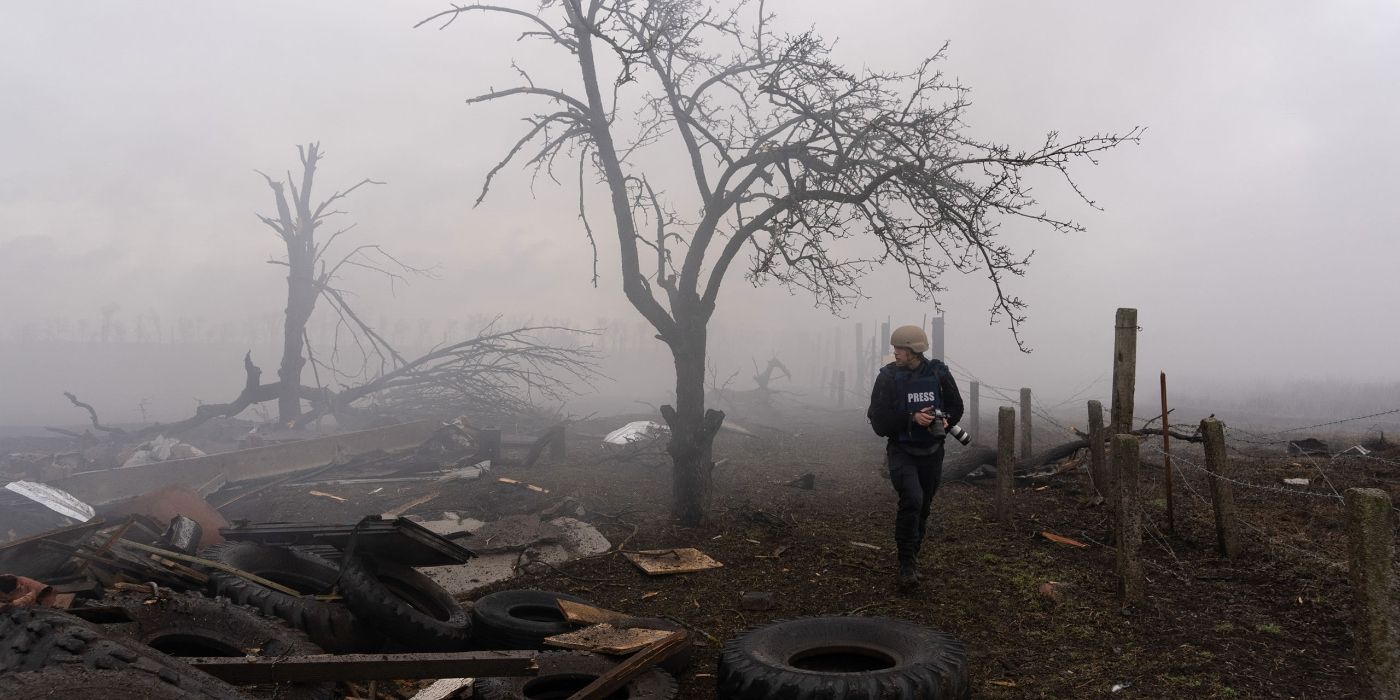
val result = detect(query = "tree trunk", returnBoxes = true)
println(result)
[277,249,315,425]
[660,322,724,526]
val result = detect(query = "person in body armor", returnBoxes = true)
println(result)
[867,325,964,590]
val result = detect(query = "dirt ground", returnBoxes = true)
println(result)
[218,404,1400,699]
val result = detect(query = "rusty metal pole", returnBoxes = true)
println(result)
[1161,371,1174,534]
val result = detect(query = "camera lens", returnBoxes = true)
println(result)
[947,424,972,446]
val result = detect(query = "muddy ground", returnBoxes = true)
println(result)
[217,404,1399,699]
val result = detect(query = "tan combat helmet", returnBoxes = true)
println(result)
[889,325,929,354]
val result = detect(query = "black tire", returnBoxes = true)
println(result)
[339,552,471,651]
[0,667,243,699]
[471,589,592,650]
[0,607,251,699]
[717,616,969,700]
[201,541,370,653]
[475,650,677,700]
[102,590,335,700]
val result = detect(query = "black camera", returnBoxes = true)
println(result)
[931,409,972,446]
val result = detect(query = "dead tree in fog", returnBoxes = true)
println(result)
[255,143,422,426]
[423,0,1139,524]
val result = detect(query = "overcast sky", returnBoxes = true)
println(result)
[2,1,1398,425]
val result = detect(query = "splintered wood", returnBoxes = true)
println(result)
[557,599,624,625]
[622,548,723,575]
[497,477,550,494]
[544,623,674,655]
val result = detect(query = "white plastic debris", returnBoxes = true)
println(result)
[1282,478,1311,487]
[121,435,207,467]
[603,420,668,445]
[4,480,95,522]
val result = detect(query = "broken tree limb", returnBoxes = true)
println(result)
[945,439,1090,482]
[61,391,126,435]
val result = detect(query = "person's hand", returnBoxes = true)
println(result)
[912,407,935,427]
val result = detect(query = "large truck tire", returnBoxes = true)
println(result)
[0,607,251,699]
[717,616,969,700]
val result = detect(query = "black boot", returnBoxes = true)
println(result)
[897,561,920,591]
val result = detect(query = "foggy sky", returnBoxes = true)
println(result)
[3,1,1398,426]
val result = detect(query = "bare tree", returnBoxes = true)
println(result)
[422,0,1140,524]
[255,143,418,425]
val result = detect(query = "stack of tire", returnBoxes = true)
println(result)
[470,589,689,700]
[198,541,471,653]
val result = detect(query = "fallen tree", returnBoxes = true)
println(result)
[944,426,1204,482]
[50,322,599,448]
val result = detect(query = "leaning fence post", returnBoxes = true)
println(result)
[996,407,1015,525]
[968,381,980,445]
[1113,434,1145,604]
[1200,418,1241,558]
[1088,400,1110,506]
[1345,488,1400,699]
[1019,388,1033,460]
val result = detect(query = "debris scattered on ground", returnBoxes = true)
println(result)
[623,548,723,575]
[1037,581,1068,603]
[603,421,667,445]
[1282,478,1311,486]
[497,477,549,494]
[848,541,880,551]
[1040,531,1089,548]
[787,472,815,489]
[546,623,674,654]
[309,490,347,502]
[739,591,777,611]
[1337,445,1371,457]
[1286,438,1329,456]
[119,435,207,467]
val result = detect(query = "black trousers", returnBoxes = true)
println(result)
[887,441,944,566]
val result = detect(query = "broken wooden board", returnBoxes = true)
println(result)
[558,599,625,625]
[622,548,722,575]
[1040,531,1088,549]
[544,623,674,655]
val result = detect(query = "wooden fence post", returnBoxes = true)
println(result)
[1088,400,1110,505]
[1200,418,1240,558]
[1345,487,1400,699]
[836,371,846,409]
[1160,371,1174,534]
[854,323,864,388]
[1113,434,1144,604]
[968,381,980,445]
[1019,388,1033,460]
[930,315,945,362]
[997,407,1015,525]
[1110,308,1138,436]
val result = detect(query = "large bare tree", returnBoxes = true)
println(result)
[422,0,1140,524]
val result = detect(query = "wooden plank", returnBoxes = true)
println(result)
[622,548,722,575]
[187,651,538,684]
[544,623,673,654]
[565,631,687,700]
[557,599,624,625]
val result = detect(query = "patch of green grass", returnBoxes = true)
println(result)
[1255,622,1283,635]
